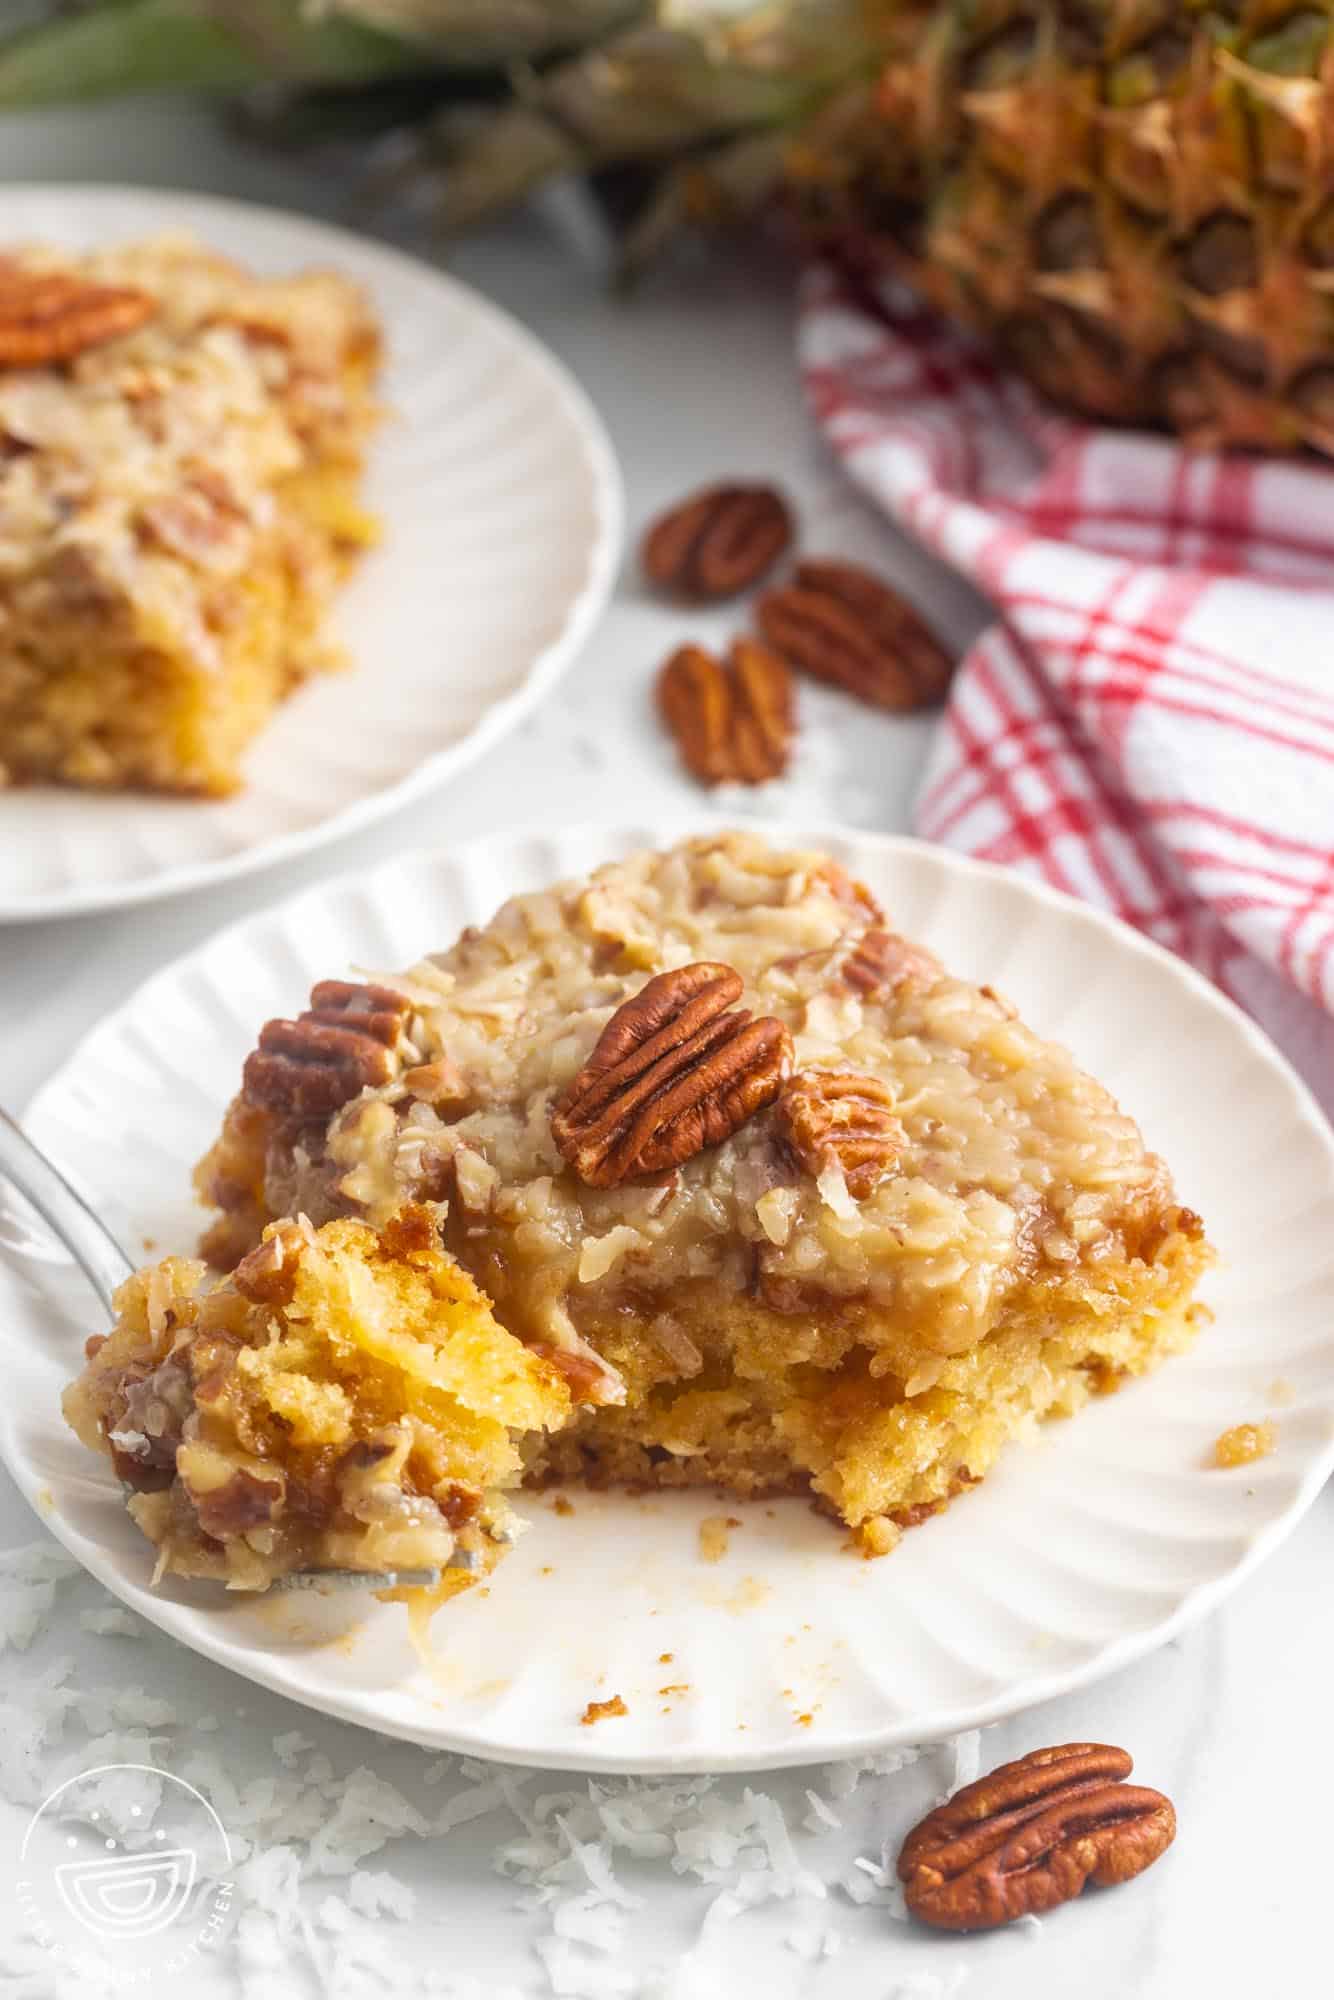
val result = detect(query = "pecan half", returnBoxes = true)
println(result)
[777,1068,903,1199]
[242,979,412,1123]
[641,481,793,600]
[757,560,953,712]
[551,961,793,1188]
[898,1743,1176,1932]
[0,263,156,367]
[657,638,795,786]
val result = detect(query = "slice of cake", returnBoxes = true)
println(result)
[194,832,1211,1552]
[64,1208,570,1590]
[0,232,380,796]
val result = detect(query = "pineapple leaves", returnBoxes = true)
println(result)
[0,0,420,106]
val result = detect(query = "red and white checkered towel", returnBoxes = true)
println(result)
[798,263,1334,1116]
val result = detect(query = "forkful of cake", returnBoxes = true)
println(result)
[0,1107,569,1595]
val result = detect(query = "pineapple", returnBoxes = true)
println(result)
[4,1,1333,455]
[792,1,1334,453]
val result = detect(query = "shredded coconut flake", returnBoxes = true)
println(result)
[0,1577,60,1653]
[887,1973,969,2000]
[307,1766,433,1876]
[802,1788,842,1833]
[0,1532,986,1997]
[78,1605,144,1638]
[816,1160,858,1220]
[950,1730,982,1794]
[577,1225,647,1284]
[274,1728,316,1767]
[0,1542,81,1582]
[785,1920,842,1960]
[345,1868,417,1922]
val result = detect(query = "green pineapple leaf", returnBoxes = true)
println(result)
[0,0,654,104]
[0,0,420,105]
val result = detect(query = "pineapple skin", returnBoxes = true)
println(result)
[792,0,1334,455]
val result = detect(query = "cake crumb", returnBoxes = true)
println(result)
[580,1695,628,1725]
[1213,1421,1276,1468]
[699,1515,737,1563]
[552,1495,575,1517]
[854,1515,900,1559]
[658,1651,674,1664]
[658,1683,689,1697]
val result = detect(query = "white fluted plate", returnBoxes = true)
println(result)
[0,187,620,921]
[6,823,1334,1773]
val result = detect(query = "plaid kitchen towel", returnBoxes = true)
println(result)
[797,263,1334,1116]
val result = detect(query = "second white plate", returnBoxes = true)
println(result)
[6,823,1334,1771]
[0,186,621,922]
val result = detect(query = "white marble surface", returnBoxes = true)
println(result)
[0,98,1326,2000]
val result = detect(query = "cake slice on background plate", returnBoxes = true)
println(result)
[0,231,380,796]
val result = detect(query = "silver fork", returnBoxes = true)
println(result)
[0,1104,479,1592]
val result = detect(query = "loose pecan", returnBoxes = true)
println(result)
[380,1204,442,1261]
[641,481,793,600]
[437,1481,483,1530]
[898,1743,1176,1932]
[0,263,156,367]
[185,1465,286,1540]
[777,1068,903,1199]
[842,924,939,999]
[108,1445,175,1494]
[137,477,245,565]
[233,1220,309,1308]
[528,1341,618,1405]
[757,560,953,712]
[551,961,793,1187]
[657,639,795,786]
[242,979,412,1123]
[400,1056,469,1107]
[813,860,884,921]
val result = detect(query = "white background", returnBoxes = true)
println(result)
[0,95,1329,2000]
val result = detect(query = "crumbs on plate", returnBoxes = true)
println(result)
[580,1695,628,1726]
[1212,1421,1276,1468]
[698,1515,741,1563]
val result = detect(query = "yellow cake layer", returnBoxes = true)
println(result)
[520,1280,1208,1542]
